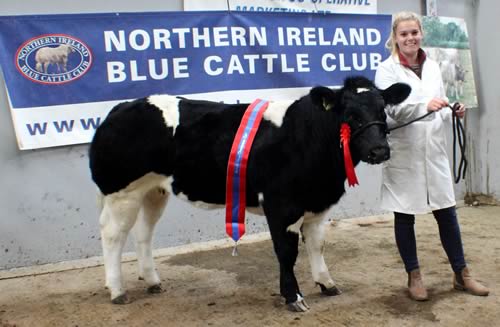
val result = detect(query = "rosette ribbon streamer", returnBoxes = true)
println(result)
[340,123,359,187]
[226,99,269,255]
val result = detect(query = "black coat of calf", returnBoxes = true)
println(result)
[89,76,410,311]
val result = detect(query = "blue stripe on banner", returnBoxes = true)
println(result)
[231,99,268,239]
[0,12,391,109]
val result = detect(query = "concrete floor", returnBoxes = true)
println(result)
[0,205,499,327]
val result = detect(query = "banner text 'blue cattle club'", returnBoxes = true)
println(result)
[0,11,391,149]
[105,23,383,82]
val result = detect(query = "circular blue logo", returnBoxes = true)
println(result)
[16,34,92,84]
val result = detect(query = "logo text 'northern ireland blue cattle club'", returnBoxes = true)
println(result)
[15,34,92,84]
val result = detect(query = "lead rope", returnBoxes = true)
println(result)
[386,111,434,133]
[386,103,467,184]
[450,103,467,183]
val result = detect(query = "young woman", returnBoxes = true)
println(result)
[374,11,489,301]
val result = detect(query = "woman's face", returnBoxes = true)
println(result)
[395,20,422,59]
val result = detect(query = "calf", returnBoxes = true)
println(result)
[89,76,410,311]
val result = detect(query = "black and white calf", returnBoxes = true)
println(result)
[89,76,410,311]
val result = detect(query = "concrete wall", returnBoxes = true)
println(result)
[1,0,497,269]
[472,0,500,199]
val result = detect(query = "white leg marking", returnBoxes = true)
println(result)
[96,189,104,213]
[100,193,142,300]
[302,213,335,289]
[287,217,304,234]
[133,187,168,287]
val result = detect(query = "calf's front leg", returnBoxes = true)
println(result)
[265,211,309,312]
[302,214,341,296]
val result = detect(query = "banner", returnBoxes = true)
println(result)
[0,11,391,149]
[184,0,377,14]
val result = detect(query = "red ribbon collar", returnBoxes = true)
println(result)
[340,123,359,187]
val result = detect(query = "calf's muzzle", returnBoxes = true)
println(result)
[368,146,390,164]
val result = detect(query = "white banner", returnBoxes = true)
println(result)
[184,0,377,14]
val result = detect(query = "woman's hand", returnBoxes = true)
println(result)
[427,98,449,112]
[453,103,466,118]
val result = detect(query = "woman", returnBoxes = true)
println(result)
[374,11,489,301]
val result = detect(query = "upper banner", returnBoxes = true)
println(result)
[0,11,390,149]
[184,0,377,14]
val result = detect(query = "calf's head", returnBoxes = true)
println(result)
[311,76,411,164]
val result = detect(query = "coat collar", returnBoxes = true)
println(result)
[397,48,427,68]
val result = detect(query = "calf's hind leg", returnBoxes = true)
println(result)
[100,193,141,304]
[133,187,169,293]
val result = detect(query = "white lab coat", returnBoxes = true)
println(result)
[374,54,456,214]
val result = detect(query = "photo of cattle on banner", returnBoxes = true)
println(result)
[422,16,476,107]
[89,76,411,312]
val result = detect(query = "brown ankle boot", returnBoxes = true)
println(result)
[407,269,429,301]
[454,267,489,296]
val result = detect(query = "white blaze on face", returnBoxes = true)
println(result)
[357,88,370,93]
[263,100,294,127]
[148,95,181,135]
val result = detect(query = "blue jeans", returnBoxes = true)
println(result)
[394,206,466,273]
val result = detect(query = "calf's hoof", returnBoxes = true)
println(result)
[147,284,163,294]
[318,283,342,296]
[286,294,310,312]
[111,293,131,305]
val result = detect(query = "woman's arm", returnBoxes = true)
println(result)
[375,60,436,123]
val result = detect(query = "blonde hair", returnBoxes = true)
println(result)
[385,11,423,57]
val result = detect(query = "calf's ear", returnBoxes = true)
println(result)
[310,86,337,111]
[381,83,411,105]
